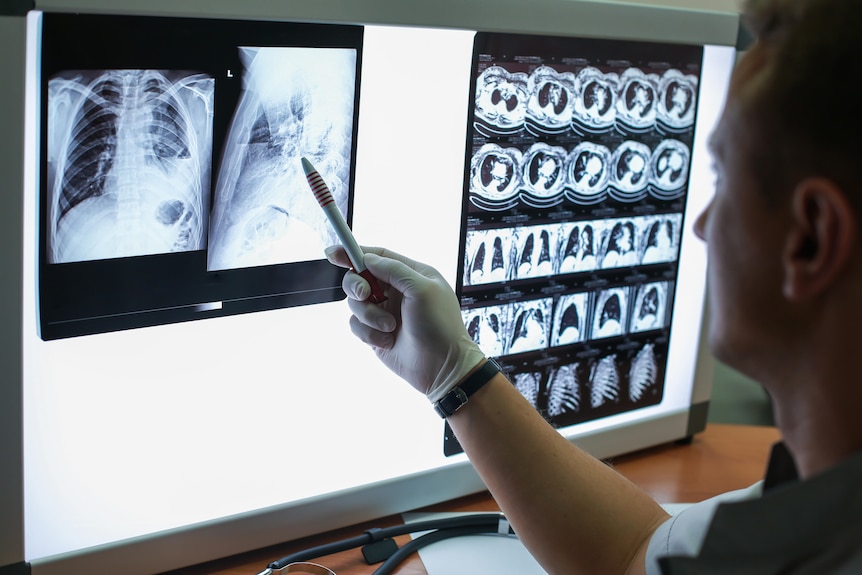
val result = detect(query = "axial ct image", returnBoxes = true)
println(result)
[46,69,215,264]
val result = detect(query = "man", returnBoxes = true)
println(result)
[326,0,862,572]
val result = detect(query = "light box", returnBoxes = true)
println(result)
[0,1,738,573]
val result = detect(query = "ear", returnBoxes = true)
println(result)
[782,178,857,301]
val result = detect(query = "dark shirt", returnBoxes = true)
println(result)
[658,443,862,574]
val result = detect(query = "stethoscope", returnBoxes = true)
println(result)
[256,513,515,575]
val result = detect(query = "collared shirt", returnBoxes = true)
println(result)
[646,443,862,574]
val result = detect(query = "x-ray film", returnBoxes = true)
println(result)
[46,69,214,264]
[451,30,699,450]
[37,13,362,340]
[207,47,356,271]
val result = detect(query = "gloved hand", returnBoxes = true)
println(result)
[325,245,486,403]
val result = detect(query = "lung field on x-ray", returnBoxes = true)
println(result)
[46,69,214,264]
[207,47,357,271]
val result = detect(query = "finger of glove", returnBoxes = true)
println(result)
[324,245,351,268]
[347,294,397,333]
[348,314,395,350]
[363,253,440,299]
[342,269,372,302]
[326,246,410,303]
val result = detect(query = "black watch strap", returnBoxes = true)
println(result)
[433,358,502,418]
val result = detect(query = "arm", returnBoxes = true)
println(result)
[325,246,669,575]
[449,372,668,575]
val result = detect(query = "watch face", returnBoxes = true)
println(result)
[435,388,469,418]
[436,360,502,417]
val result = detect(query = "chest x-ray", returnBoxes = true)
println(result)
[46,69,214,264]
[36,14,364,341]
[208,47,356,271]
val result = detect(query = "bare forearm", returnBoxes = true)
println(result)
[448,375,668,575]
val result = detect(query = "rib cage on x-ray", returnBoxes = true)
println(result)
[589,354,620,408]
[491,336,662,422]
[207,47,356,271]
[547,363,580,417]
[46,70,214,263]
[629,343,658,402]
[513,372,541,409]
[36,16,365,341]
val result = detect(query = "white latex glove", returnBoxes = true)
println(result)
[325,245,486,403]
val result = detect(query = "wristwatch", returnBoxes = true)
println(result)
[433,358,502,418]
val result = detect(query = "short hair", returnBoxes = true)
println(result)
[739,0,862,206]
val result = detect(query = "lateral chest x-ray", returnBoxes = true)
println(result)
[38,14,362,340]
[208,47,355,271]
[449,32,701,454]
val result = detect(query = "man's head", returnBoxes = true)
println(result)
[695,0,862,378]
[734,0,862,208]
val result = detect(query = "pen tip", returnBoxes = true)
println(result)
[300,156,314,176]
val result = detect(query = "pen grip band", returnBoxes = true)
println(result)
[356,268,387,304]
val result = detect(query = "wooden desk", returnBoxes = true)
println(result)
[165,423,780,575]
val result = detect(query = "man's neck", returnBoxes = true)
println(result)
[771,369,862,480]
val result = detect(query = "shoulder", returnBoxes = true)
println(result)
[644,482,764,575]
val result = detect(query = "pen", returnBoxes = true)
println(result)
[301,156,387,304]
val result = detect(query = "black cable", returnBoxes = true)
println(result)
[373,524,508,575]
[266,533,369,569]
[266,513,506,570]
